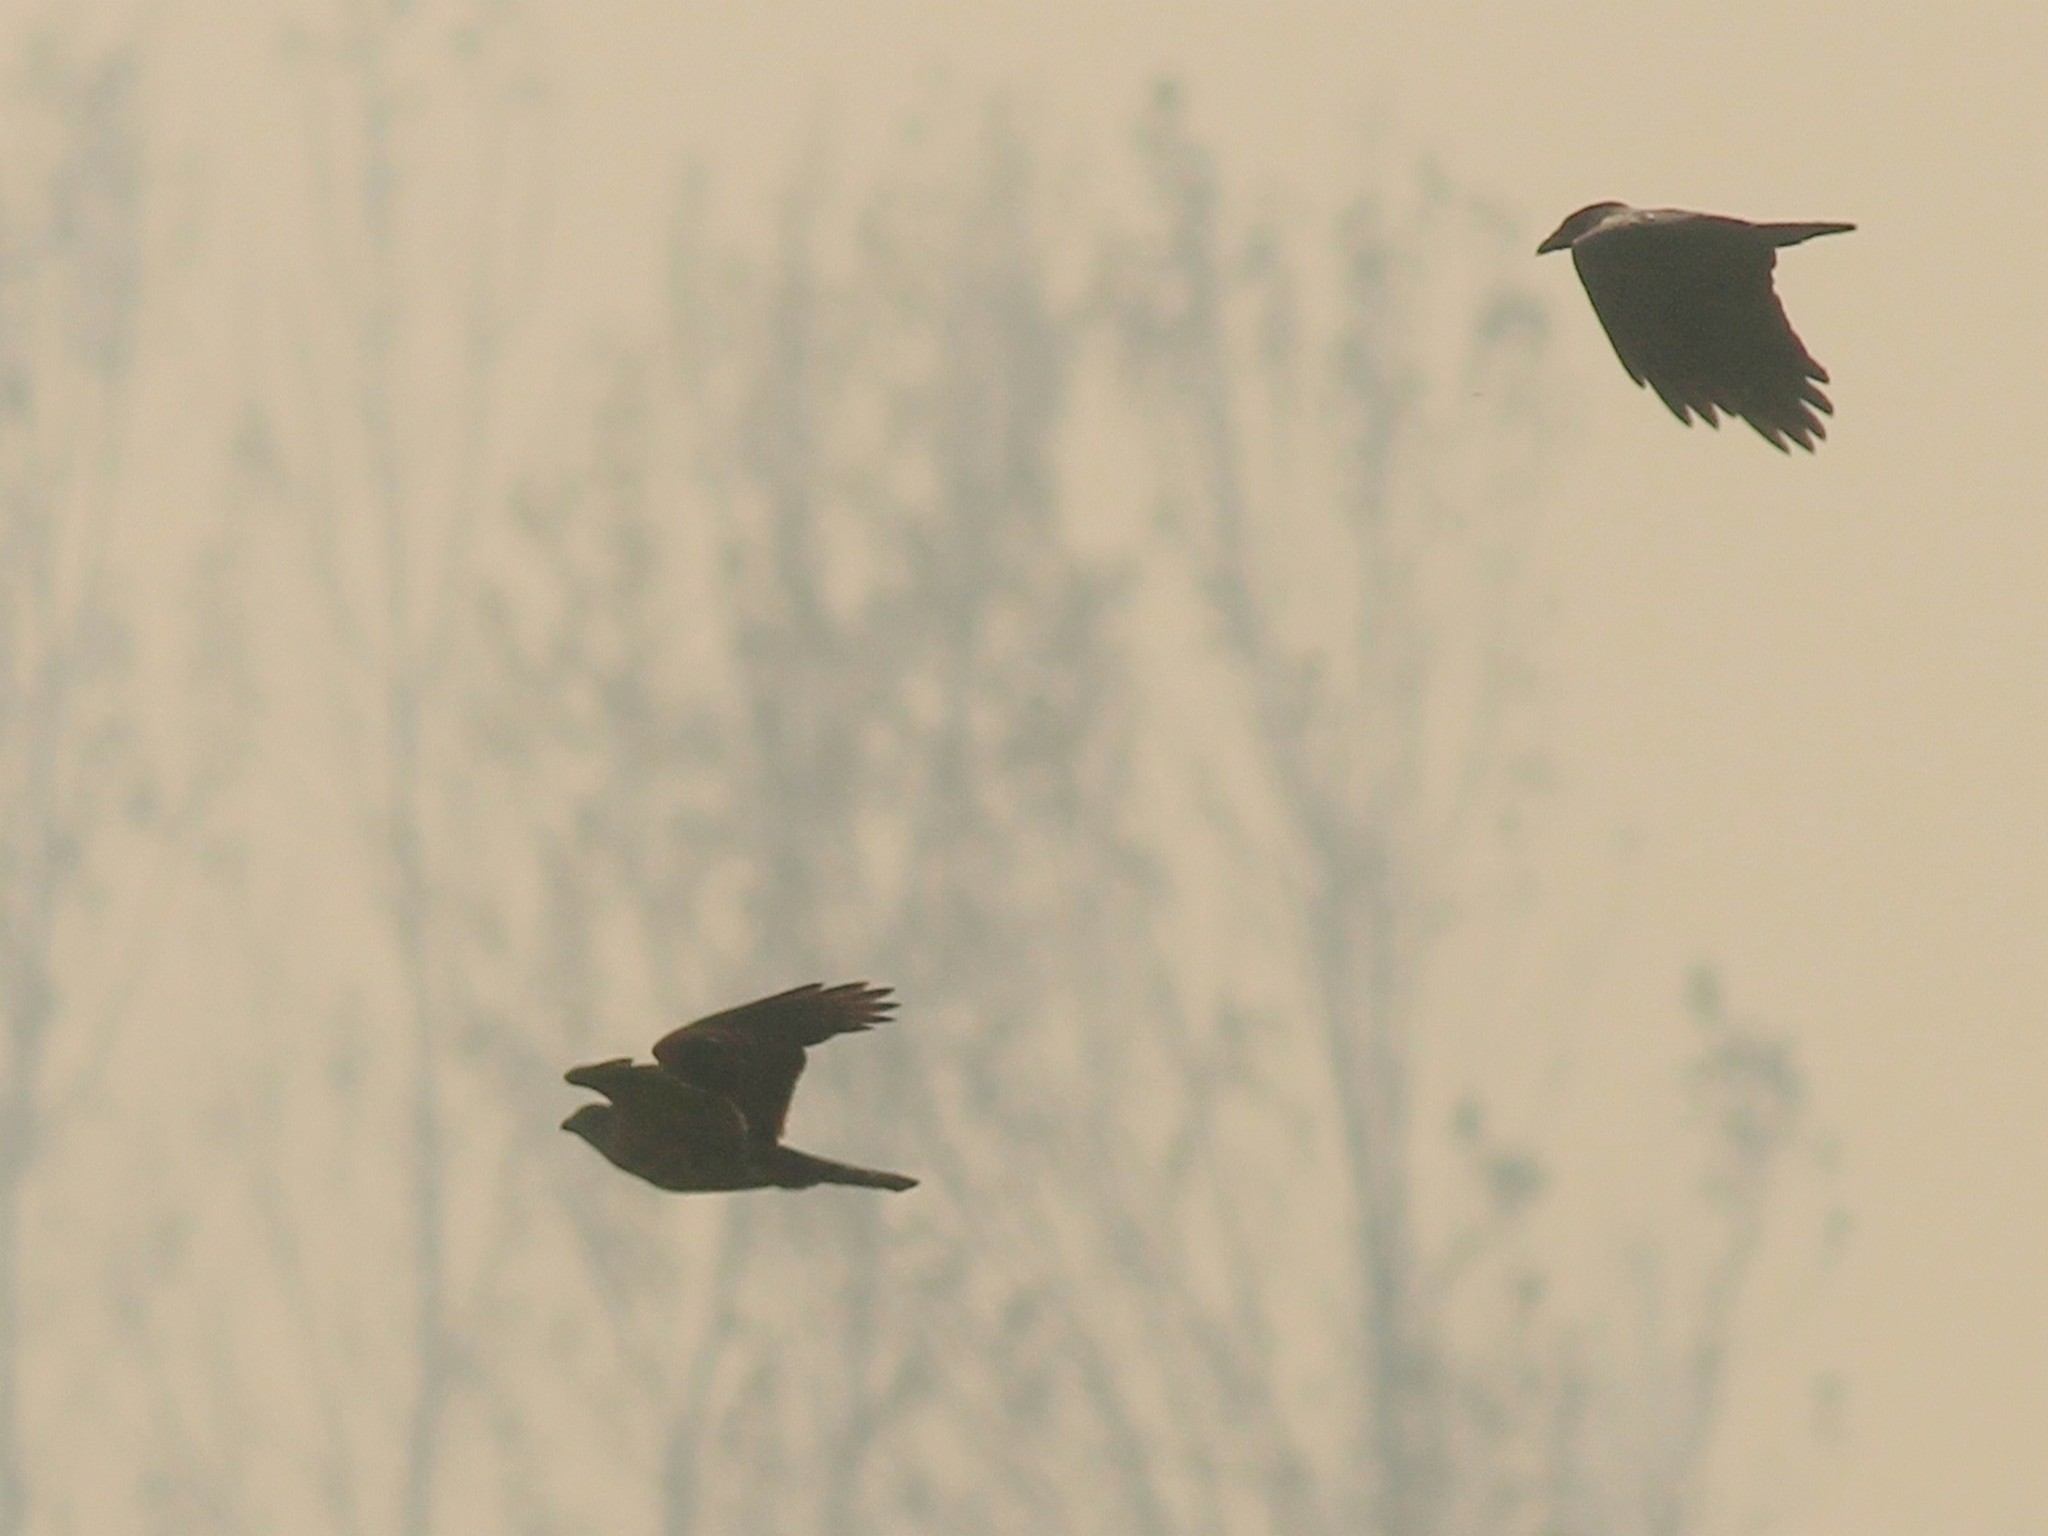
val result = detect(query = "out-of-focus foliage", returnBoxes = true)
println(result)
[0,13,1842,1535]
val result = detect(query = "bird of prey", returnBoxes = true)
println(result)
[562,981,917,1194]
[1537,202,1854,451]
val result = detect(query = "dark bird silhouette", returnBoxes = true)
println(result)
[562,982,917,1193]
[1538,202,1854,451]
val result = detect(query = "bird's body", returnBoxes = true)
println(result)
[562,982,917,1194]
[1538,202,1853,451]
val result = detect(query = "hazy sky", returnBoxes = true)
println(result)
[648,7,2047,1531]
[497,12,2048,1531]
[95,1,2048,1530]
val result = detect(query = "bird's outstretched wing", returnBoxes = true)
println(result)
[1571,212,1843,451]
[564,1057,749,1151]
[651,982,896,1141]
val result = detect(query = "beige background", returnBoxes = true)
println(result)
[547,14,2048,1531]
[35,0,2048,1530]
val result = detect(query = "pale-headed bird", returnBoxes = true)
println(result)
[1539,202,1853,451]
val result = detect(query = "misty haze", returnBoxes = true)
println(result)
[0,5,2039,1536]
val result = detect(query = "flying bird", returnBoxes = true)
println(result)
[1538,202,1854,451]
[562,981,917,1193]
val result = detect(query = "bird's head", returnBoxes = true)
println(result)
[1537,202,1632,254]
[561,1102,615,1149]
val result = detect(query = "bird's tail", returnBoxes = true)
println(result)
[769,1145,918,1192]
[1759,220,1855,247]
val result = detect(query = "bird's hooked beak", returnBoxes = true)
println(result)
[1535,226,1573,255]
